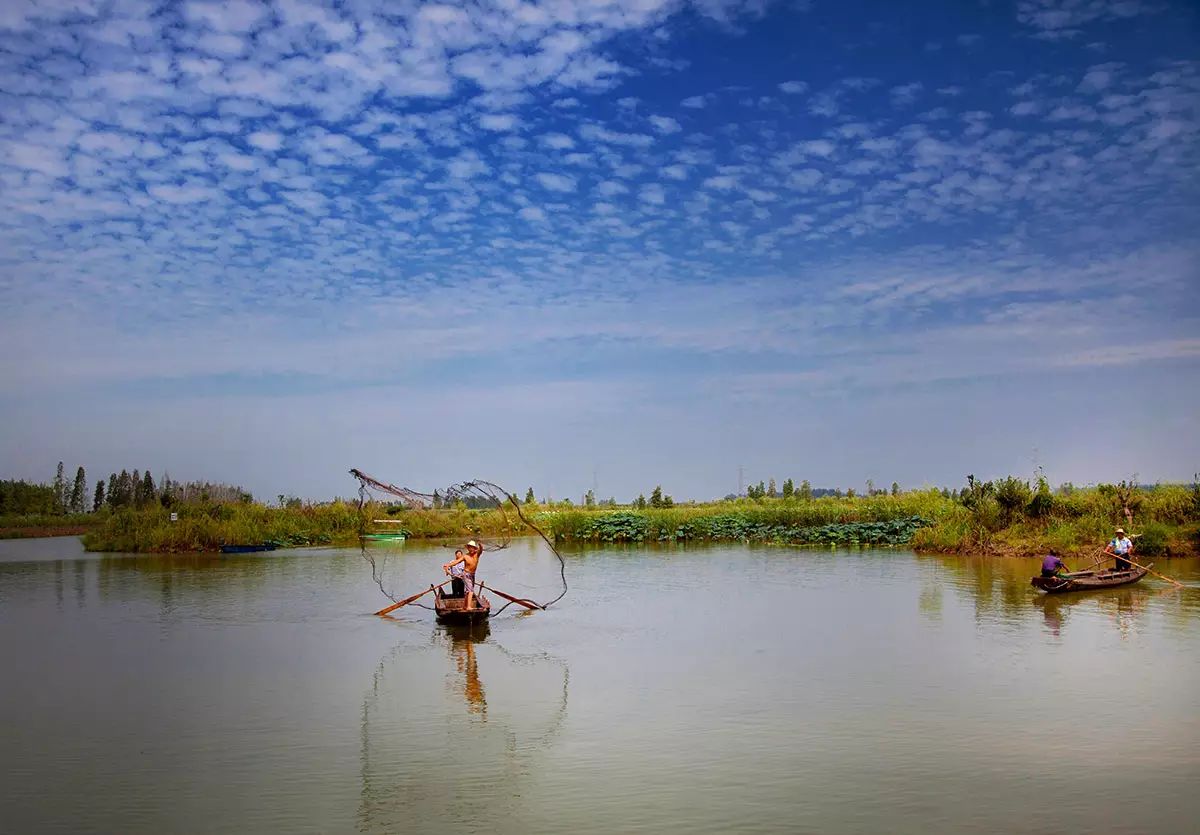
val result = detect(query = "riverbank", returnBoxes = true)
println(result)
[0,512,101,540]
[79,501,527,552]
[62,481,1200,556]
[548,486,1199,557]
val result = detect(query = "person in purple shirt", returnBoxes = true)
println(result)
[1040,550,1069,578]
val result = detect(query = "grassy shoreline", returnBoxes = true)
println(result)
[3,482,1192,558]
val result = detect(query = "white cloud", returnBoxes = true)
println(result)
[1017,0,1154,39]
[539,133,575,149]
[247,131,284,152]
[778,80,807,94]
[578,124,655,147]
[648,115,681,134]
[479,113,520,131]
[535,172,577,192]
[890,82,923,108]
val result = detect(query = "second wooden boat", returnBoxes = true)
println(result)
[1031,565,1150,594]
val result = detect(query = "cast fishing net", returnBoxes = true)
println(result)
[350,468,568,614]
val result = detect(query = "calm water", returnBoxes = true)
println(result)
[2,536,1198,834]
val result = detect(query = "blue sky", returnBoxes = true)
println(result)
[1,0,1198,502]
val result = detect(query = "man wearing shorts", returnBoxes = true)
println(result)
[443,539,483,609]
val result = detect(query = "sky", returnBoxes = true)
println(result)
[1,0,1198,503]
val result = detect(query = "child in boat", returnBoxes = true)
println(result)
[1040,550,1067,577]
[443,540,483,609]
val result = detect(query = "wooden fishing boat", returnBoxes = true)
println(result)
[434,583,491,625]
[1031,565,1150,594]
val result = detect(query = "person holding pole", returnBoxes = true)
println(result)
[1104,528,1134,571]
[443,539,484,610]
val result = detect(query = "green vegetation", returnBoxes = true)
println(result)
[81,501,528,552]
[910,475,1199,558]
[10,461,1199,557]
[546,492,942,545]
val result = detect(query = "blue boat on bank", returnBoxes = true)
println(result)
[219,543,278,554]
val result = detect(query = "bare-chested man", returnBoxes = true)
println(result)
[443,539,483,609]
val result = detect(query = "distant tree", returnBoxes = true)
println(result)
[799,479,813,501]
[782,478,794,499]
[93,480,106,512]
[432,490,442,509]
[584,489,595,507]
[69,466,86,514]
[141,471,155,507]
[891,482,900,496]
[0,480,57,515]
[649,486,664,507]
[866,479,875,496]
[53,461,66,514]
[106,473,118,508]
[847,488,856,499]
[768,478,777,498]
[524,487,536,504]
[116,470,133,507]
[634,494,647,509]
[131,470,142,506]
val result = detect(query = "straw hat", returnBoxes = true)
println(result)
[1114,528,1126,535]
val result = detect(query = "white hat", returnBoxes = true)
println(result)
[466,540,478,548]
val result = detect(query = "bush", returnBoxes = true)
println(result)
[993,477,1032,524]
[1134,523,1171,557]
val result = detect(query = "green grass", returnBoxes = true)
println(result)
[0,511,104,538]
[81,500,526,552]
[72,481,1200,556]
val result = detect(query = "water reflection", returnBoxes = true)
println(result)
[358,622,569,834]
[921,551,1200,639]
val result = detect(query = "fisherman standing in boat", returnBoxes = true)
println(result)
[1040,549,1068,578]
[1104,528,1134,571]
[443,539,483,610]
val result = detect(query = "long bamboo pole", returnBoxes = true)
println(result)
[1118,557,1185,588]
[375,580,451,616]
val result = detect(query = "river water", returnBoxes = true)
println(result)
[1,536,1197,834]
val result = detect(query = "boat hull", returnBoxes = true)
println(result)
[434,586,491,625]
[220,544,277,554]
[1031,566,1149,594]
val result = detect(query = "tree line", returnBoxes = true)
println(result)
[0,462,252,516]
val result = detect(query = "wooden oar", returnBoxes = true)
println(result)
[478,582,544,611]
[1118,556,1185,588]
[375,580,450,616]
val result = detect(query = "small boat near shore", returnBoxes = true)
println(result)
[219,543,278,554]
[1031,565,1150,594]
[434,583,491,625]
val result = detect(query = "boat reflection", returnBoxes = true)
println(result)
[445,621,490,718]
[358,623,568,833]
